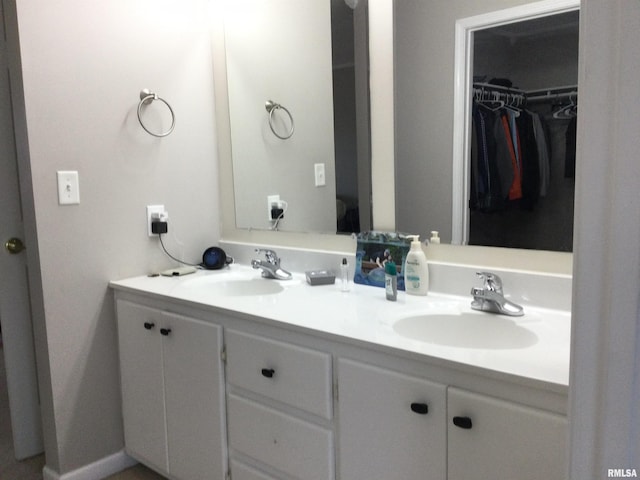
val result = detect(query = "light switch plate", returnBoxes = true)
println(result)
[314,163,326,187]
[57,171,80,205]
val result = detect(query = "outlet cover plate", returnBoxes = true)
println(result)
[267,195,280,220]
[146,205,165,236]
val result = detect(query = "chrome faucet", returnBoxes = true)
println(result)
[251,248,293,280]
[470,271,524,316]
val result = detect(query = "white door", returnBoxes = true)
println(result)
[0,1,44,459]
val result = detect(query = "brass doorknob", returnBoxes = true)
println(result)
[5,238,25,254]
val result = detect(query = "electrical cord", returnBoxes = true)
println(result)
[158,233,200,267]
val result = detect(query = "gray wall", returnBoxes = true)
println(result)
[474,30,579,90]
[11,0,220,474]
[570,0,640,475]
[394,0,541,241]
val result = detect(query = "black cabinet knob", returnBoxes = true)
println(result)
[410,403,429,415]
[160,328,172,336]
[453,416,473,429]
[261,368,275,378]
[143,322,155,330]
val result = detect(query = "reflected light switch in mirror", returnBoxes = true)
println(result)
[57,170,80,205]
[314,163,326,187]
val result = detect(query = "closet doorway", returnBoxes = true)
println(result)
[452,0,580,252]
[470,11,578,251]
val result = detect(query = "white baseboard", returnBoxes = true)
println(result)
[42,450,138,480]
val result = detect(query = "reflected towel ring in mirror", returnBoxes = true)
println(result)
[265,100,295,140]
[137,89,176,137]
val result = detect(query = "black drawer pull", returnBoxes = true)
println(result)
[453,416,473,429]
[261,368,275,378]
[160,328,172,336]
[410,403,429,415]
[143,322,155,330]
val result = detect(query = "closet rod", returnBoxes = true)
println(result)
[525,84,578,96]
[473,82,525,94]
[527,93,577,103]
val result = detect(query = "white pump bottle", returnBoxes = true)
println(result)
[404,235,429,295]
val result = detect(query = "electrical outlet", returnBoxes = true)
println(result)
[267,195,280,220]
[146,205,167,236]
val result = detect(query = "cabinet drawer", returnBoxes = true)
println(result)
[228,394,334,480]
[226,329,333,418]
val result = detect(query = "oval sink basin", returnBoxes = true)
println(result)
[174,271,296,297]
[213,278,285,296]
[393,312,538,349]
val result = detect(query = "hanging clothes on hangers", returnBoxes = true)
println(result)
[471,102,515,212]
[471,84,540,212]
[470,82,577,214]
[531,113,551,197]
[516,110,540,210]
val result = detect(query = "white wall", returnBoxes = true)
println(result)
[225,0,337,233]
[12,0,220,474]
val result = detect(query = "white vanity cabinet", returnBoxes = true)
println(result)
[336,359,568,480]
[447,387,568,480]
[225,329,335,480]
[116,300,227,480]
[111,280,568,480]
[337,359,447,480]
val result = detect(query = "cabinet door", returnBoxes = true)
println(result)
[448,387,567,480]
[337,359,447,480]
[116,301,168,473]
[163,313,226,480]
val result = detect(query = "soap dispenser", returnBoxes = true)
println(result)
[405,235,429,296]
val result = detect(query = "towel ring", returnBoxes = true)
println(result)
[265,100,294,140]
[137,89,175,137]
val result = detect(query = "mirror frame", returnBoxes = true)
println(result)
[451,0,581,244]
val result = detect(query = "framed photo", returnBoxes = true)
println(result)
[354,231,412,290]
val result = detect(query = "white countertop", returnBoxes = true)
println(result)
[110,264,571,389]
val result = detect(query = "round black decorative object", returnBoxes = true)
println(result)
[202,247,234,270]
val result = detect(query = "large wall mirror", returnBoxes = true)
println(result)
[215,0,578,269]
[222,0,371,235]
[395,0,579,253]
